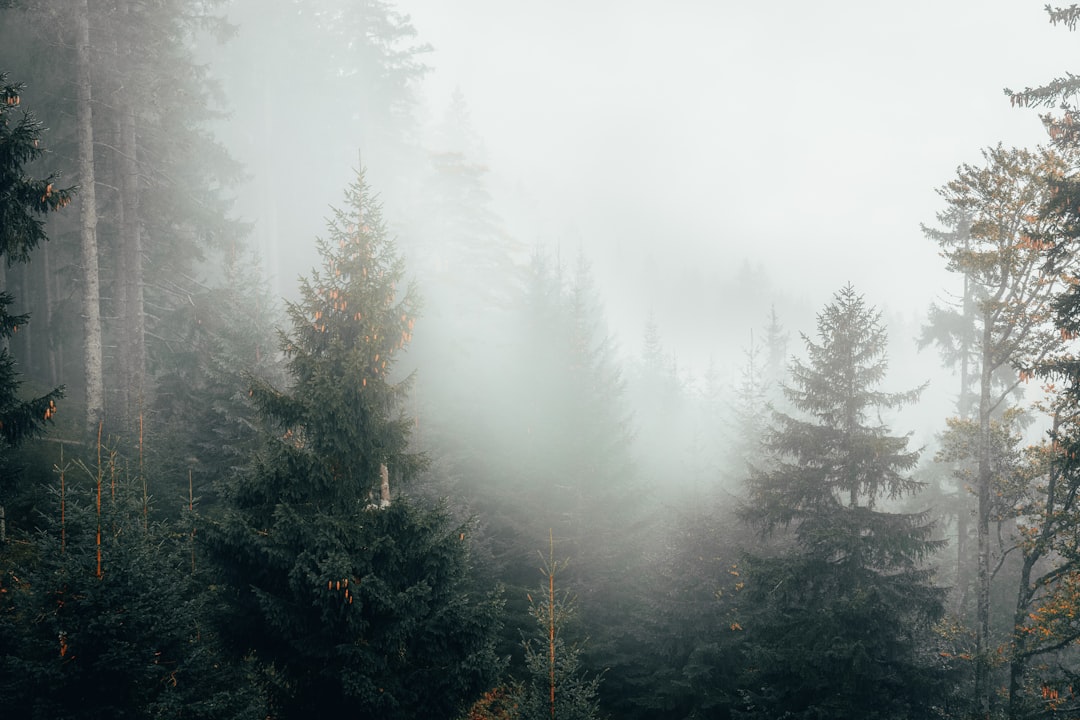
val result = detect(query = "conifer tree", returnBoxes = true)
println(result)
[0,72,69,533]
[512,537,601,720]
[1003,14,1080,714]
[0,454,264,720]
[922,144,1073,713]
[151,247,286,512]
[738,285,948,719]
[205,171,502,719]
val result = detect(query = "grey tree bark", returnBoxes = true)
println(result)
[75,0,105,434]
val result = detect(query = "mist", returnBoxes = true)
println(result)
[2,0,1080,717]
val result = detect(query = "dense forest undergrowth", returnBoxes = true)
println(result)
[7,2,1080,719]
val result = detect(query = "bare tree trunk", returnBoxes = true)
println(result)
[379,463,390,507]
[974,316,993,719]
[0,263,7,355]
[118,96,145,429]
[41,242,57,387]
[19,262,31,370]
[956,509,969,614]
[957,271,972,616]
[76,0,105,434]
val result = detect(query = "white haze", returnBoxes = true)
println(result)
[208,0,1077,450]
[398,0,1077,445]
[406,0,1069,314]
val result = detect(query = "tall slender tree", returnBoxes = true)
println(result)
[1004,11,1080,714]
[512,535,601,720]
[73,0,103,434]
[924,144,1073,714]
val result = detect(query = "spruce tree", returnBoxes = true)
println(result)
[0,73,68,534]
[205,171,502,719]
[738,285,948,720]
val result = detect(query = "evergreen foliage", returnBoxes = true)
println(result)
[0,71,67,513]
[511,540,601,720]
[205,171,503,719]
[0,456,263,720]
[0,73,73,263]
[738,285,949,719]
[151,247,286,512]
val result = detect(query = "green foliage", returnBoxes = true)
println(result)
[0,72,74,264]
[150,247,286,513]
[210,498,503,719]
[244,172,424,507]
[0,71,67,500]
[738,285,949,719]
[206,172,503,719]
[749,286,924,527]
[620,499,749,720]
[0,455,264,719]
[0,293,62,448]
[511,543,601,720]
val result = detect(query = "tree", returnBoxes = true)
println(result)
[1003,15,1080,713]
[923,144,1074,714]
[0,451,265,720]
[0,71,69,537]
[205,171,503,719]
[72,0,104,434]
[738,285,949,719]
[150,246,286,513]
[2,0,245,444]
[511,535,601,720]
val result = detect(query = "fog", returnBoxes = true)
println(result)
[199,0,1076,452]
[407,0,1069,318]
[5,0,1080,716]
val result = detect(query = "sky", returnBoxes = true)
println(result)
[403,0,1076,333]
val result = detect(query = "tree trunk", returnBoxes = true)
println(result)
[1008,554,1038,719]
[41,242,58,387]
[75,0,105,434]
[956,508,969,614]
[118,93,145,430]
[974,314,993,718]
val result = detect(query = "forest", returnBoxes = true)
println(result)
[4,1,1080,719]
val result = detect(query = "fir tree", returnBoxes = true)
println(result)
[205,171,503,719]
[738,285,949,720]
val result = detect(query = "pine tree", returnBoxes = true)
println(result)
[738,285,948,720]
[205,171,503,719]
